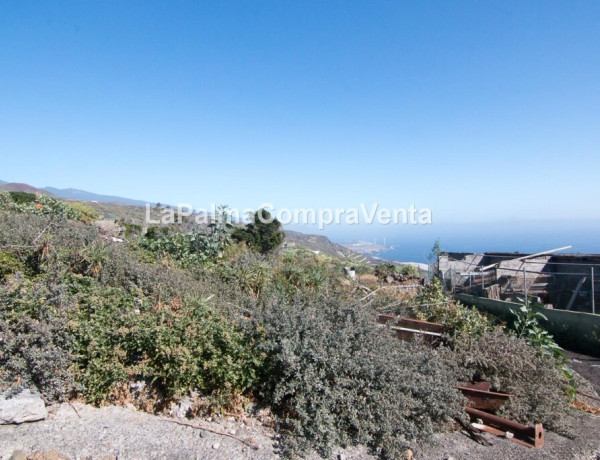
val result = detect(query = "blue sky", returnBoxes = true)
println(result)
[1,1,599,228]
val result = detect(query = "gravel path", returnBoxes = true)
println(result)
[1,403,278,460]
[2,401,600,459]
[0,402,372,460]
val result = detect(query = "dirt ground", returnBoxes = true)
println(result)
[2,401,600,460]
[417,413,600,460]
[3,351,600,460]
[567,350,600,392]
[0,402,372,460]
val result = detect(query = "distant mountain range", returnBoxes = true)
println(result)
[0,181,151,206]
[0,182,53,195]
[42,187,150,206]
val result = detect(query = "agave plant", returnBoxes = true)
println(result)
[83,241,110,278]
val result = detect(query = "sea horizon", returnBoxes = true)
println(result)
[319,220,600,264]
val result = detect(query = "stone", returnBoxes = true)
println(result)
[171,397,194,419]
[212,443,220,450]
[129,380,146,396]
[0,389,47,425]
[505,431,514,439]
[9,451,27,460]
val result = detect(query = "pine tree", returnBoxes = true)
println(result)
[232,208,284,254]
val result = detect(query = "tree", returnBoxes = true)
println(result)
[428,238,442,278]
[428,238,442,264]
[232,208,285,254]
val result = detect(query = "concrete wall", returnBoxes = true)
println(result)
[456,293,600,357]
[438,253,484,276]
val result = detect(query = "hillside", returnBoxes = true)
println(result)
[82,201,370,263]
[0,180,151,206]
[43,186,150,206]
[0,182,52,195]
[0,183,417,269]
[283,230,376,265]
[74,200,372,263]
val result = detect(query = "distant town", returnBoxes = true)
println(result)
[342,240,392,254]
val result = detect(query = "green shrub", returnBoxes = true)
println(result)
[8,191,37,205]
[232,209,284,254]
[217,252,274,301]
[276,263,327,292]
[399,264,421,278]
[138,223,233,267]
[374,263,422,281]
[511,301,566,361]
[71,280,262,404]
[510,302,575,398]
[274,250,343,298]
[374,262,397,279]
[0,192,93,221]
[0,251,25,281]
[255,295,464,458]
[144,226,165,240]
[141,299,263,399]
[412,278,492,336]
[67,202,100,223]
[123,222,142,237]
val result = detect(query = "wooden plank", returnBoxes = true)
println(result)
[376,315,446,334]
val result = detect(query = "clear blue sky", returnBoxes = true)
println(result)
[1,0,599,225]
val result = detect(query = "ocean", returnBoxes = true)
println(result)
[322,220,600,264]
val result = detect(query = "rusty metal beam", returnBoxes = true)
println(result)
[456,385,513,411]
[466,406,544,448]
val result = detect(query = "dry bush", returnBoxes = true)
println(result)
[0,276,77,401]
[368,285,419,315]
[256,294,465,459]
[445,327,574,436]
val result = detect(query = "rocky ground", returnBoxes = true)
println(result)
[3,352,600,460]
[2,401,600,460]
[0,402,373,460]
